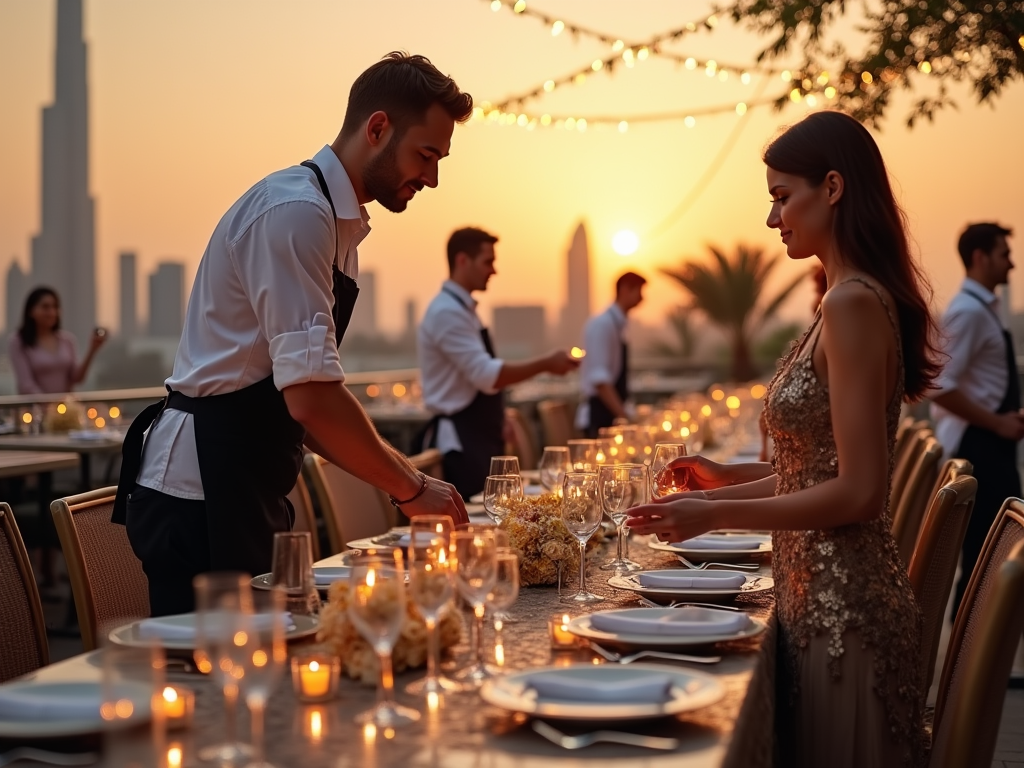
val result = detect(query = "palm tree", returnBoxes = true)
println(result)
[661,244,810,382]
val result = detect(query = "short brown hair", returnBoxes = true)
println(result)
[340,52,473,140]
[447,227,498,272]
[616,271,647,296]
[957,222,1012,269]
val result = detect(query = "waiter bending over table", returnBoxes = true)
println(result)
[114,53,470,617]
[417,227,579,500]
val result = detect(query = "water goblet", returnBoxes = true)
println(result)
[489,455,521,477]
[270,531,321,616]
[651,443,690,498]
[482,474,523,524]
[239,587,288,768]
[567,439,597,472]
[560,472,605,604]
[488,550,520,628]
[450,529,498,687]
[538,446,571,494]
[598,464,648,573]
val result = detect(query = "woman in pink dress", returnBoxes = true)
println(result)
[8,287,106,394]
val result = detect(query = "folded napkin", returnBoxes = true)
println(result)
[590,607,750,636]
[137,611,293,642]
[673,534,766,551]
[313,566,351,586]
[637,570,746,589]
[396,531,444,548]
[0,683,102,721]
[526,671,673,703]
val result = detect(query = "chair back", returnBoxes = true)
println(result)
[537,400,575,447]
[906,474,977,694]
[0,504,49,681]
[50,487,149,651]
[891,435,943,566]
[889,423,932,515]
[504,408,538,470]
[408,448,445,481]
[287,474,320,562]
[931,499,1024,768]
[892,416,917,467]
[302,454,393,555]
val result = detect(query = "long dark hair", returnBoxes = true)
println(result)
[763,111,941,400]
[18,287,61,348]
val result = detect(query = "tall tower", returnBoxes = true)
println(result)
[119,252,137,337]
[558,221,591,347]
[5,260,30,336]
[149,262,185,338]
[30,0,96,344]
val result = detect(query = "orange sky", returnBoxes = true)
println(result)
[1,0,1021,337]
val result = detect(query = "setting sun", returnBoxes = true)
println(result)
[612,229,639,256]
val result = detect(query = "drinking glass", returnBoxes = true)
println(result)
[488,550,520,627]
[538,446,571,494]
[450,529,498,687]
[194,572,254,763]
[405,516,458,695]
[598,464,648,573]
[239,588,288,768]
[651,443,690,498]
[348,550,420,726]
[270,531,321,616]
[560,472,605,604]
[482,474,523,524]
[567,439,597,472]
[489,455,521,477]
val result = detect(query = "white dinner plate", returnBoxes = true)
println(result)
[567,607,767,648]
[250,569,349,592]
[0,681,150,738]
[479,663,724,721]
[108,613,319,650]
[648,532,772,561]
[608,570,774,602]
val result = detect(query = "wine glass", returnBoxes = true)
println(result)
[348,551,420,727]
[651,443,689,498]
[450,529,498,687]
[598,464,648,573]
[560,472,604,604]
[482,474,523,524]
[488,550,520,627]
[489,455,520,477]
[270,532,321,616]
[193,572,254,763]
[405,515,458,696]
[239,588,288,768]
[538,446,571,494]
[567,439,597,472]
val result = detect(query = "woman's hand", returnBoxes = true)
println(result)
[626,495,718,542]
[89,327,108,352]
[660,455,745,492]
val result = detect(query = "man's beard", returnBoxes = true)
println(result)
[363,134,418,213]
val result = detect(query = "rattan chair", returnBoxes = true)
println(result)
[930,499,1024,768]
[0,503,49,681]
[891,435,943,567]
[287,474,320,562]
[892,416,918,468]
[301,454,393,555]
[889,423,932,517]
[50,487,150,651]
[906,475,977,694]
[504,407,538,470]
[408,448,445,481]
[537,399,575,447]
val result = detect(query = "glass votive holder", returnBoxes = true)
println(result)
[159,684,194,730]
[291,654,340,703]
[549,613,577,649]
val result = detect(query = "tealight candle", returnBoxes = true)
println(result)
[291,655,340,702]
[570,347,586,359]
[549,613,576,649]
[160,685,194,730]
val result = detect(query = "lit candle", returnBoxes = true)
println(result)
[570,347,586,359]
[549,613,577,649]
[166,743,183,768]
[291,655,340,702]
[160,685,194,730]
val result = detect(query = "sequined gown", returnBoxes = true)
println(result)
[764,278,926,768]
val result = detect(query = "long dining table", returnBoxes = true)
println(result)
[5,536,776,768]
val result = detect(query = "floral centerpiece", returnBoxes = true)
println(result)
[316,580,461,685]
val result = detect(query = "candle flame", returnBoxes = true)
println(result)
[570,346,586,359]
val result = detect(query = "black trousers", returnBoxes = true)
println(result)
[125,485,210,617]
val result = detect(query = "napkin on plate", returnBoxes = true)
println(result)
[525,671,673,703]
[672,534,766,551]
[637,571,746,589]
[137,611,294,641]
[590,607,750,636]
[313,566,351,586]
[395,531,444,548]
[0,684,101,720]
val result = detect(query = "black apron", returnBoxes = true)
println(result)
[587,339,629,436]
[421,288,505,500]
[112,159,358,576]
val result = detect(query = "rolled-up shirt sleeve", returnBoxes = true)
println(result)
[428,307,504,393]
[229,200,345,390]
[933,307,980,395]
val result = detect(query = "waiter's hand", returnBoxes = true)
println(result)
[544,350,581,376]
[991,410,1024,441]
[404,477,470,526]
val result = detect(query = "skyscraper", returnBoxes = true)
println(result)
[148,262,184,338]
[119,252,138,337]
[4,260,30,336]
[30,0,96,344]
[558,221,591,347]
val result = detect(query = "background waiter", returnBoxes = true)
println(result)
[115,53,470,617]
[577,271,646,437]
[417,227,578,500]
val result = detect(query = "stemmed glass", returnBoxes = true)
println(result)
[450,529,498,687]
[482,474,523,524]
[270,531,321,616]
[488,550,520,628]
[538,447,571,494]
[194,572,254,763]
[598,464,648,573]
[239,588,288,768]
[560,472,605,604]
[405,516,458,696]
[348,551,420,726]
[489,455,521,477]
[651,443,689,498]
[567,439,597,471]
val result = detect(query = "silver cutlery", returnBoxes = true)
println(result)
[0,749,99,767]
[588,641,721,665]
[532,720,679,751]
[677,555,760,570]
[636,596,743,612]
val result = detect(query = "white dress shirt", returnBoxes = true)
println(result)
[930,278,1010,457]
[137,145,370,499]
[575,303,627,429]
[417,280,504,453]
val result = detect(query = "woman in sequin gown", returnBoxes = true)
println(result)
[628,111,942,768]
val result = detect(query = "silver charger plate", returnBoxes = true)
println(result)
[0,681,151,738]
[648,532,772,562]
[108,613,320,651]
[608,570,774,602]
[567,607,767,648]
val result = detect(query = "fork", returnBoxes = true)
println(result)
[0,749,99,767]
[636,595,743,612]
[588,641,721,665]
[677,555,760,570]
[532,720,679,751]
